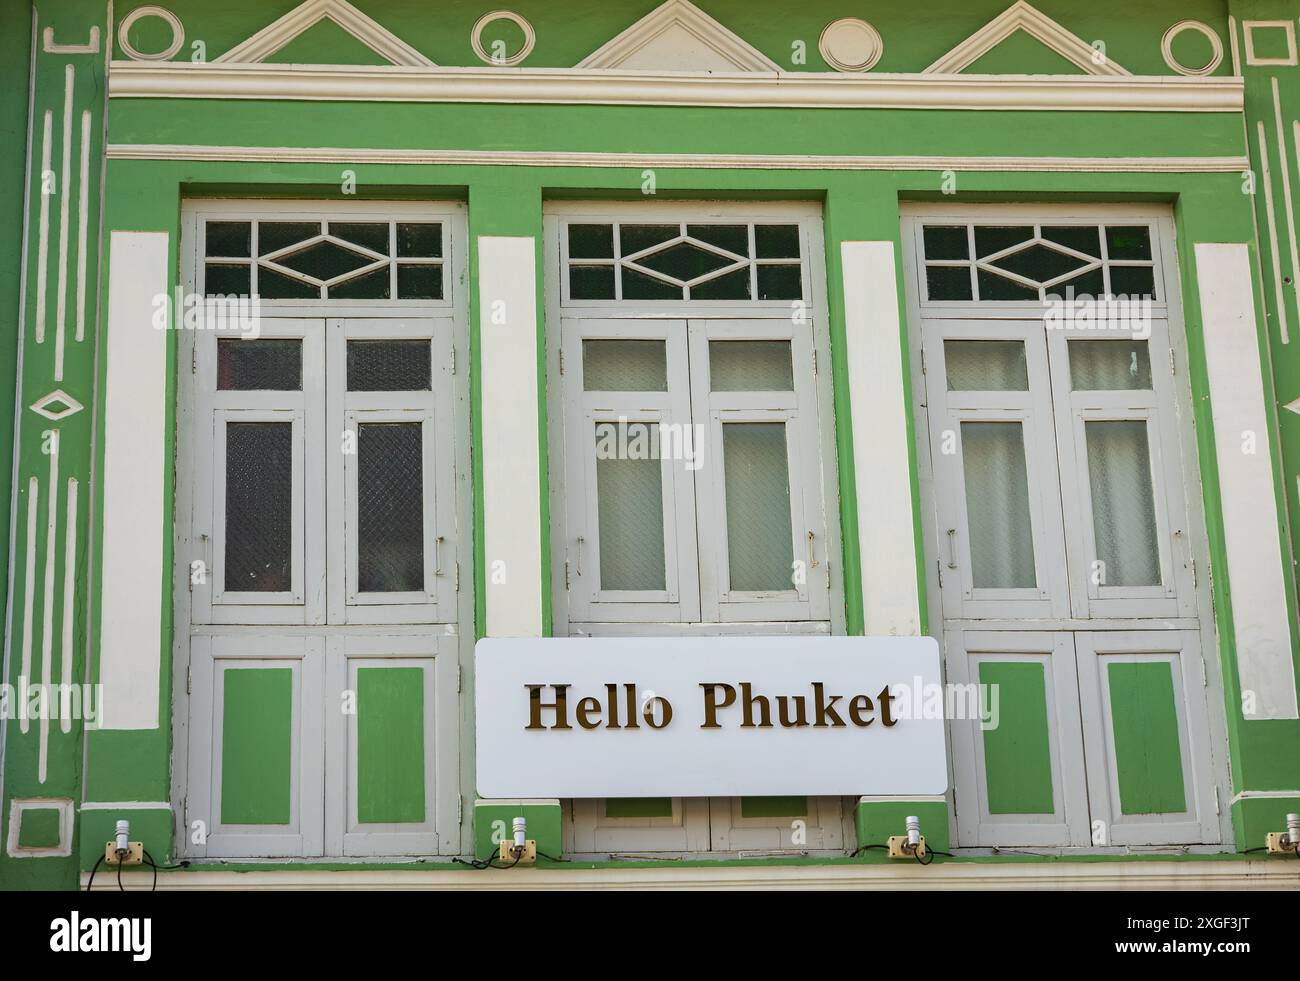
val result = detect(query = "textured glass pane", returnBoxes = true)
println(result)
[709,340,793,391]
[569,265,615,299]
[278,241,373,280]
[1105,226,1152,260]
[206,221,251,257]
[989,244,1087,283]
[961,422,1036,588]
[620,224,678,255]
[396,264,442,300]
[974,226,1033,258]
[1109,265,1156,299]
[596,452,666,591]
[636,241,732,281]
[218,338,302,391]
[923,226,968,260]
[977,269,1038,301]
[689,224,748,256]
[396,222,442,257]
[691,269,750,300]
[330,268,391,300]
[567,224,614,259]
[1069,340,1152,390]
[1054,267,1105,297]
[583,340,667,391]
[225,422,293,593]
[357,423,425,593]
[926,265,972,300]
[205,263,251,296]
[621,268,681,300]
[1042,226,1101,257]
[1086,420,1161,587]
[258,222,320,255]
[723,423,793,591]
[756,264,802,300]
[256,268,318,299]
[944,340,1028,391]
[755,224,800,259]
[330,222,389,254]
[347,340,432,391]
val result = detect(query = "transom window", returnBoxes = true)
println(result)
[920,222,1159,303]
[562,220,807,303]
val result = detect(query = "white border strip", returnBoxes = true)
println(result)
[104,143,1250,174]
[106,62,1244,113]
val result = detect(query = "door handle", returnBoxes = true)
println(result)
[433,536,446,576]
[946,528,958,569]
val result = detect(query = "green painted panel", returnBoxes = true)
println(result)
[1108,660,1186,815]
[265,18,392,66]
[17,807,62,849]
[605,797,673,819]
[357,666,426,824]
[964,30,1088,75]
[979,661,1055,815]
[740,796,808,818]
[221,667,293,825]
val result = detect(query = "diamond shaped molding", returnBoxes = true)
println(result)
[30,389,83,422]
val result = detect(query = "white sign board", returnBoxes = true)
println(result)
[475,636,949,798]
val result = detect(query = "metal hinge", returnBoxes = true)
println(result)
[936,558,943,588]
[456,663,462,693]
[454,561,460,592]
[450,345,456,375]
[191,347,197,374]
[1199,652,1208,688]
[558,348,565,375]
[812,349,818,375]
[1213,785,1221,816]
[1168,348,1176,375]
[186,667,192,695]
[920,348,927,375]
[1190,558,1197,588]
[565,560,571,590]
[457,796,463,825]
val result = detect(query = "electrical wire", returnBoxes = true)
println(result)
[85,854,105,891]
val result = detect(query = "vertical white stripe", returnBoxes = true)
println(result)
[479,235,543,637]
[1196,242,1298,720]
[39,432,59,782]
[55,65,72,381]
[99,232,169,729]
[60,478,77,734]
[1271,78,1300,338]
[35,111,51,344]
[76,110,90,343]
[1258,123,1290,343]
[841,240,921,636]
[1228,16,1241,76]
[19,478,37,735]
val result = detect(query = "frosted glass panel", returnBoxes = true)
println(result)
[583,340,667,391]
[961,422,1036,588]
[709,341,793,391]
[723,423,794,592]
[1069,340,1152,390]
[945,340,1029,391]
[1085,420,1161,587]
[596,448,666,591]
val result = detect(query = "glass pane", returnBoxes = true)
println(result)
[621,268,680,300]
[1085,420,1161,587]
[396,222,442,258]
[256,268,318,299]
[689,224,749,256]
[1041,226,1101,257]
[595,446,666,591]
[567,224,614,259]
[723,423,794,592]
[347,339,432,391]
[330,222,389,254]
[756,264,802,300]
[636,241,732,281]
[974,226,1033,258]
[619,224,678,255]
[923,226,968,261]
[224,422,293,593]
[569,265,615,299]
[1105,226,1152,260]
[1109,265,1156,299]
[977,269,1038,301]
[396,264,442,300]
[206,221,251,258]
[754,224,800,259]
[330,268,391,300]
[357,423,425,593]
[926,265,972,300]
[583,339,667,391]
[205,263,251,296]
[961,422,1036,588]
[944,340,1028,391]
[258,221,320,255]
[277,241,373,280]
[691,268,750,300]
[1069,340,1152,390]
[1054,267,1105,297]
[217,338,302,390]
[709,340,793,391]
[988,243,1087,283]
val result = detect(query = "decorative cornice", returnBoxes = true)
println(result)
[925,0,1130,76]
[105,143,1250,174]
[107,62,1243,113]
[213,0,434,67]
[576,0,781,72]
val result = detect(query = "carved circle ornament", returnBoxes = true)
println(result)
[471,10,536,67]
[1160,20,1223,77]
[117,5,185,62]
[818,18,883,73]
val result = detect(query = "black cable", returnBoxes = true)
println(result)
[143,849,189,870]
[85,854,105,891]
[452,847,525,870]
[117,857,124,891]
[537,851,566,863]
[849,843,889,857]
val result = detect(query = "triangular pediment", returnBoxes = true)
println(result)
[924,1,1130,76]
[577,0,780,72]
[214,0,434,67]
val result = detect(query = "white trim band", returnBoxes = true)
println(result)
[106,62,1244,113]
